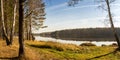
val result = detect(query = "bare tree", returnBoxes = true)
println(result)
[69,0,120,50]
[95,0,120,50]
[105,0,120,49]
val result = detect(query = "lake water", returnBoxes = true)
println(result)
[35,36,117,46]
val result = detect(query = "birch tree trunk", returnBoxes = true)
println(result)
[10,0,17,45]
[1,0,10,45]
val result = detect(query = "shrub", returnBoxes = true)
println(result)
[80,43,96,46]
[109,43,118,47]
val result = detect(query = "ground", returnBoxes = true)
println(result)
[26,41,120,60]
[0,38,40,60]
[0,38,120,60]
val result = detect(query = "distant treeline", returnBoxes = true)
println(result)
[39,28,120,41]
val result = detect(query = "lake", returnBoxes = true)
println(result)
[35,36,117,46]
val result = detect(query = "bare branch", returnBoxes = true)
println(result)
[24,10,33,18]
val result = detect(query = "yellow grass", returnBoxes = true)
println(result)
[0,38,120,60]
[0,39,40,60]
[26,40,120,60]
[25,40,81,51]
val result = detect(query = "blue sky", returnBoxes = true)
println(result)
[34,0,120,33]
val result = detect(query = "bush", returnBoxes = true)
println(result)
[109,43,118,47]
[80,43,96,46]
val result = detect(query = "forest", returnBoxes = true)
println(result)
[40,28,120,41]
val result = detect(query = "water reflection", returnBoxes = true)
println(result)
[35,36,117,46]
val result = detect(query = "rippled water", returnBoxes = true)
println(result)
[35,36,117,46]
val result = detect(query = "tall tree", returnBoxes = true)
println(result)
[105,0,120,49]
[4,0,14,37]
[10,0,18,45]
[1,0,10,45]
[25,0,46,40]
[18,0,24,57]
[69,0,120,50]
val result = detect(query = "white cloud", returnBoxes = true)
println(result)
[62,4,100,11]
[61,3,120,11]
[112,4,120,6]
[47,3,67,11]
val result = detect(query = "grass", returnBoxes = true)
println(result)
[0,38,120,60]
[0,38,40,60]
[26,41,120,60]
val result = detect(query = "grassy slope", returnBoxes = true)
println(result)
[0,38,120,60]
[26,41,120,60]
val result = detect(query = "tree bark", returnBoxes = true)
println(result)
[106,0,120,49]
[1,0,10,45]
[10,0,17,45]
[19,0,24,57]
[29,17,32,40]
[26,20,29,40]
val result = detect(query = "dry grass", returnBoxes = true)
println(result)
[0,38,120,60]
[26,40,120,60]
[0,40,18,58]
[24,47,41,60]
[0,39,41,60]
[25,40,81,51]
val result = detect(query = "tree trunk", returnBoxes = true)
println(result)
[4,14,9,36]
[29,17,32,40]
[106,0,120,49]
[10,0,17,45]
[0,27,3,38]
[26,20,29,40]
[1,0,10,45]
[19,0,24,57]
